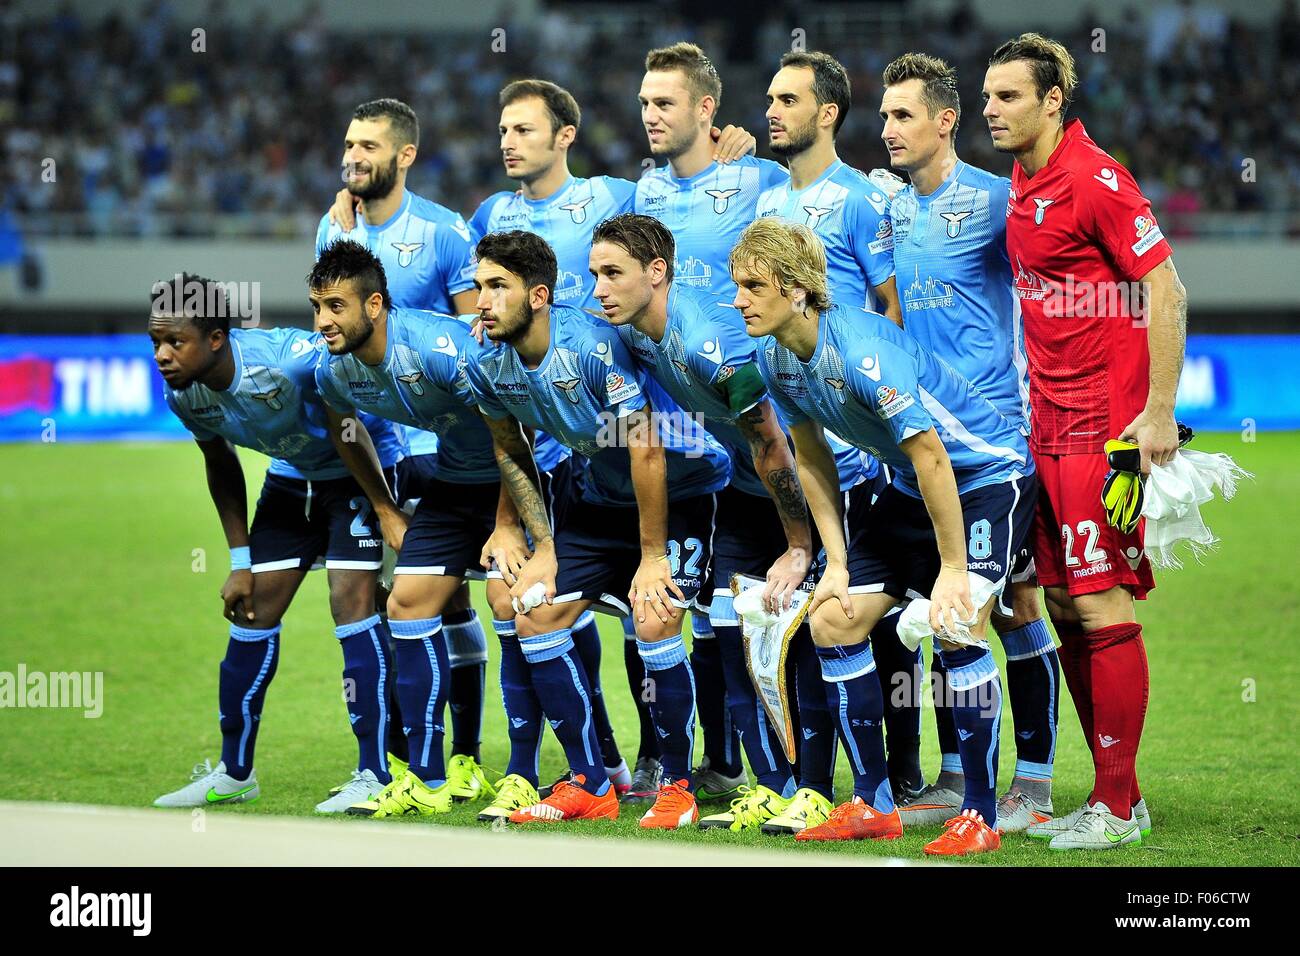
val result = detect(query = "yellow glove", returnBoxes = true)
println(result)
[1101,438,1145,534]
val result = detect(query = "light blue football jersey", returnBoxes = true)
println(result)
[889,161,1030,431]
[165,327,402,481]
[615,283,871,496]
[756,160,896,310]
[463,302,731,507]
[757,304,1032,498]
[469,176,635,311]
[635,156,788,300]
[315,189,477,457]
[313,308,498,484]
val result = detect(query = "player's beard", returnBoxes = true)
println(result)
[331,314,375,354]
[348,154,398,201]
[488,300,534,345]
[650,124,699,161]
[769,115,818,157]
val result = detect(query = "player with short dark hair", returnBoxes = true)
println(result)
[734,219,1034,856]
[149,273,407,813]
[879,52,1060,834]
[465,230,733,828]
[984,32,1186,849]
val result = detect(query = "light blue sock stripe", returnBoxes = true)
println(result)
[390,617,442,640]
[709,594,737,626]
[519,628,574,664]
[835,682,868,776]
[999,619,1056,660]
[445,617,488,667]
[1014,758,1054,781]
[942,647,999,690]
[369,626,388,771]
[636,635,687,670]
[984,679,1002,793]
[237,634,277,768]
[940,753,964,774]
[420,635,441,770]
[335,613,382,640]
[755,701,777,773]
[492,618,516,637]
[1043,650,1058,765]
[559,652,595,767]
[819,644,877,682]
[685,655,697,772]
[230,624,280,643]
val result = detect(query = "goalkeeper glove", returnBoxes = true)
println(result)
[1102,438,1145,534]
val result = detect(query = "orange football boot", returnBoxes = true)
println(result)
[507,774,620,824]
[795,796,903,842]
[923,809,1002,856]
[639,779,699,830]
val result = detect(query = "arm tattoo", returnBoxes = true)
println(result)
[765,466,810,525]
[486,417,552,543]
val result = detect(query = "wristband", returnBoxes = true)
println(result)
[230,546,252,571]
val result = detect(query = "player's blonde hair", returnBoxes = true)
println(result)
[988,33,1078,119]
[730,218,832,312]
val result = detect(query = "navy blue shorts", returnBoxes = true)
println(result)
[393,476,500,581]
[248,468,396,574]
[846,473,1038,613]
[709,485,818,618]
[551,472,716,617]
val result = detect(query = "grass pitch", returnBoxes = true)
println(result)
[1,433,1296,865]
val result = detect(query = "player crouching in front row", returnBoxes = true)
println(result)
[732,219,1037,855]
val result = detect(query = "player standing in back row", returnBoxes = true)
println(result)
[983,33,1187,850]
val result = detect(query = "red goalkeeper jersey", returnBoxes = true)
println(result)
[1007,119,1173,455]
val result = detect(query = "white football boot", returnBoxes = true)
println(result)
[1048,802,1142,850]
[154,759,259,808]
[315,769,384,813]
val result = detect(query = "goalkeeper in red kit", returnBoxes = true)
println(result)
[982,33,1188,850]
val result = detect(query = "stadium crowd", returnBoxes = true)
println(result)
[4,0,1299,238]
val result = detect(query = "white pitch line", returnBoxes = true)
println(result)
[0,802,932,867]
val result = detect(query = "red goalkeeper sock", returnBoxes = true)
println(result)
[1086,622,1148,813]
[1054,623,1094,755]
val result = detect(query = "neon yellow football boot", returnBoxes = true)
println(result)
[698,785,791,832]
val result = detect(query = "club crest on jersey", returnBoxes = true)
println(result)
[553,377,582,403]
[941,210,973,238]
[824,377,847,404]
[391,242,425,268]
[397,371,426,397]
[251,388,283,411]
[671,358,691,377]
[802,205,833,229]
[1033,198,1055,225]
[560,197,593,224]
[705,188,741,214]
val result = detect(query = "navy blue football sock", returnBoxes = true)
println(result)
[939,645,1003,823]
[816,640,892,811]
[219,624,281,780]
[572,610,621,768]
[930,648,963,787]
[336,614,393,781]
[792,627,835,799]
[998,619,1059,786]
[690,616,742,777]
[389,617,449,784]
[637,633,697,785]
[442,608,486,763]
[870,611,924,792]
[623,619,660,761]
[495,618,543,786]
[520,628,609,795]
[713,600,792,792]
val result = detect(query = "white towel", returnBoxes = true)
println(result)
[1141,447,1252,569]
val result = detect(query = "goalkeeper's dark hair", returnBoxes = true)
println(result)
[882,53,961,132]
[988,33,1078,119]
[593,214,676,283]
[475,231,558,303]
[353,98,419,149]
[309,239,392,310]
[149,273,231,336]
[779,50,851,135]
[500,79,581,136]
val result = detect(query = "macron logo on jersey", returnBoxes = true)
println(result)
[1094,168,1120,192]
[431,335,459,358]
[856,354,882,382]
[697,339,723,366]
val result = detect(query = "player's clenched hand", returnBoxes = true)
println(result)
[929,564,974,636]
[1119,406,1179,474]
[222,570,255,624]
[377,508,409,553]
[808,561,853,621]
[481,522,532,587]
[510,547,558,613]
[711,125,756,163]
[630,554,684,625]
[328,187,361,230]
[764,547,810,614]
